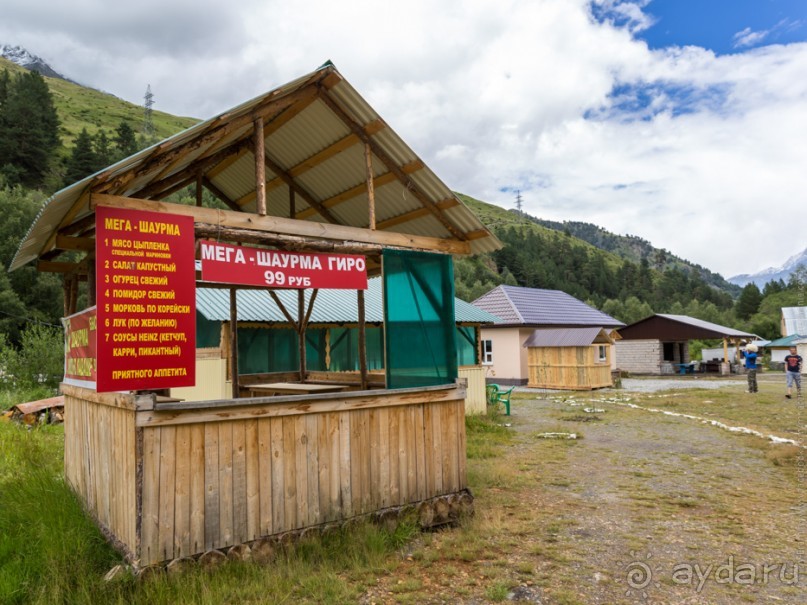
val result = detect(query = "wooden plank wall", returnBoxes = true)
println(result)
[63,393,137,553]
[458,366,486,415]
[527,347,613,390]
[139,398,466,565]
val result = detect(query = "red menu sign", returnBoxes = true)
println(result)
[95,206,196,392]
[62,306,97,389]
[200,240,368,290]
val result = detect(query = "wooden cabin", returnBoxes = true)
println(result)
[524,327,615,390]
[471,285,624,386]
[9,63,500,569]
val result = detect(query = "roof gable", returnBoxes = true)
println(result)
[522,326,614,348]
[619,314,756,340]
[12,63,500,272]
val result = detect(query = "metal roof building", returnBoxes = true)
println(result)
[781,307,807,337]
[472,285,624,328]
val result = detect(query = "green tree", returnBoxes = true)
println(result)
[735,283,762,320]
[113,120,138,160]
[0,70,60,188]
[63,128,97,185]
[94,130,113,168]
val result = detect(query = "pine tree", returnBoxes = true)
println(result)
[735,283,762,320]
[0,71,60,188]
[64,128,97,185]
[94,130,113,168]
[114,121,138,160]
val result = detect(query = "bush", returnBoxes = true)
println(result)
[0,323,64,393]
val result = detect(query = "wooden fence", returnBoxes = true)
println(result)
[63,382,468,567]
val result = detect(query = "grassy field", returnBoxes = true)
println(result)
[1,379,804,604]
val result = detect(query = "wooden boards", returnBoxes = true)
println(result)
[66,385,467,566]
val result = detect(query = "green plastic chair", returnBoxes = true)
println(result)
[486,383,513,415]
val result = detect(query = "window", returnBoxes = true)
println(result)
[597,345,608,363]
[482,339,493,364]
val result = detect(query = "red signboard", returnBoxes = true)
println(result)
[62,306,97,389]
[200,240,368,290]
[95,206,196,392]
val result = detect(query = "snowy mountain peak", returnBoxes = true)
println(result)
[0,43,69,81]
[729,247,807,288]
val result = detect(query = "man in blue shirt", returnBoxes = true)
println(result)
[744,343,758,393]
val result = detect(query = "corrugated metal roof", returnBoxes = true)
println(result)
[781,307,807,336]
[656,314,756,338]
[766,334,806,348]
[196,277,500,324]
[472,285,624,328]
[522,327,612,348]
[619,314,756,340]
[11,63,500,272]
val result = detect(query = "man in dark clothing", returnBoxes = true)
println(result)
[784,346,802,398]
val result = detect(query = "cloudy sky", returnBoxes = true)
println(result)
[2,0,806,278]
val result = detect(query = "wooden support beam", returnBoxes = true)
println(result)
[40,192,91,258]
[316,89,467,241]
[358,289,368,390]
[268,291,297,328]
[289,188,295,219]
[38,260,85,274]
[201,177,242,213]
[298,290,306,382]
[93,194,471,255]
[254,117,267,216]
[364,143,376,230]
[195,224,450,255]
[95,82,326,196]
[196,171,204,207]
[230,288,239,399]
[68,274,79,316]
[375,198,460,231]
[87,260,96,307]
[260,152,340,224]
[58,213,97,238]
[55,235,95,252]
[293,172,399,221]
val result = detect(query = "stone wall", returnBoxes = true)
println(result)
[615,340,662,374]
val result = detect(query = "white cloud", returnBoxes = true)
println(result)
[733,27,769,49]
[0,0,805,277]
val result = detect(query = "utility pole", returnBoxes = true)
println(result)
[143,84,155,141]
[515,189,523,215]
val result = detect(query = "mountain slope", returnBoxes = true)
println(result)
[0,55,198,148]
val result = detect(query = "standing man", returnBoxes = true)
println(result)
[744,343,758,393]
[784,345,802,399]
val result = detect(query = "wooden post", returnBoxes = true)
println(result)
[230,288,239,398]
[298,289,307,382]
[254,117,266,216]
[68,274,79,316]
[722,338,729,363]
[289,188,296,219]
[358,289,368,390]
[63,275,71,317]
[196,171,204,207]
[364,143,376,230]
[87,261,96,307]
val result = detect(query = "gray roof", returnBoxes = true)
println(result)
[522,327,613,348]
[656,314,756,338]
[11,62,500,272]
[781,307,807,336]
[197,277,500,325]
[472,285,624,328]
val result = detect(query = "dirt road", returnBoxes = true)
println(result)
[362,380,806,604]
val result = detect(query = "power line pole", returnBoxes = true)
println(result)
[515,189,523,215]
[143,84,155,141]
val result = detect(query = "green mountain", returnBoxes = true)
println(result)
[0,56,198,150]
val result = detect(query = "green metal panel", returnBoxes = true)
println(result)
[383,250,457,389]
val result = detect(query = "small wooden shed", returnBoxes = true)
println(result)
[524,327,615,390]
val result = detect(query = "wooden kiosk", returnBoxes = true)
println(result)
[10,64,500,568]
